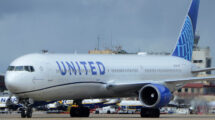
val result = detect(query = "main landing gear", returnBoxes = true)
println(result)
[19,99,33,118]
[20,107,32,118]
[140,108,160,118]
[70,100,90,117]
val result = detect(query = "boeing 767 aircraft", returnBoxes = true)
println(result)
[2,0,215,118]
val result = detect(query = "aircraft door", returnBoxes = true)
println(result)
[32,65,47,88]
[45,62,54,83]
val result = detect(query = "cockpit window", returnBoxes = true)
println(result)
[7,66,15,71]
[30,66,35,72]
[24,66,30,72]
[7,66,35,72]
[15,66,24,71]
[24,66,35,72]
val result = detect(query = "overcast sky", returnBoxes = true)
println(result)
[0,0,215,73]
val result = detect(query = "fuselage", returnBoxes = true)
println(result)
[5,53,195,102]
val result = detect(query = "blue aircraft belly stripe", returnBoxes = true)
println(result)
[14,81,106,95]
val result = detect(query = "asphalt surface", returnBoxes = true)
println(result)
[1,113,215,120]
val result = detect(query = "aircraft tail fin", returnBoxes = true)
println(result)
[172,0,200,61]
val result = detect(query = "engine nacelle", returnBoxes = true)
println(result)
[139,84,172,108]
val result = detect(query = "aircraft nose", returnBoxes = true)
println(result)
[5,72,20,93]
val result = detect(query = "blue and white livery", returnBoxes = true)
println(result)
[172,0,200,61]
[3,0,215,118]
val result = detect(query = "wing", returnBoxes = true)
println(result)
[107,76,215,93]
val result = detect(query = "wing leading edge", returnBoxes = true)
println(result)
[108,76,215,93]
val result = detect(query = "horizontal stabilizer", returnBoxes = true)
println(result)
[192,67,215,73]
[164,76,215,84]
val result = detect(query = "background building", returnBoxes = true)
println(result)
[89,46,128,54]
[174,35,215,103]
[0,75,6,92]
[192,35,212,75]
[88,49,113,54]
[192,47,211,75]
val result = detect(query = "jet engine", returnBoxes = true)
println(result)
[139,84,172,108]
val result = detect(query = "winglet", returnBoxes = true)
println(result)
[172,0,200,61]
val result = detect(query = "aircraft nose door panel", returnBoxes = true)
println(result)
[32,65,47,89]
[45,63,54,83]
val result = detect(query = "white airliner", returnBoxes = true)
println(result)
[2,0,215,118]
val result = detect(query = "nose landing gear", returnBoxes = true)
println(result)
[19,99,33,118]
[20,107,32,118]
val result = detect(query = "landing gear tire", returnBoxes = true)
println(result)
[140,108,160,118]
[26,108,32,118]
[21,109,26,118]
[107,110,111,114]
[20,107,32,118]
[70,107,90,117]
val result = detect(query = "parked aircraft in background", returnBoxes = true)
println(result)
[83,99,120,109]
[4,0,215,118]
[0,96,120,112]
[46,99,120,111]
[117,100,142,114]
[0,96,20,111]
